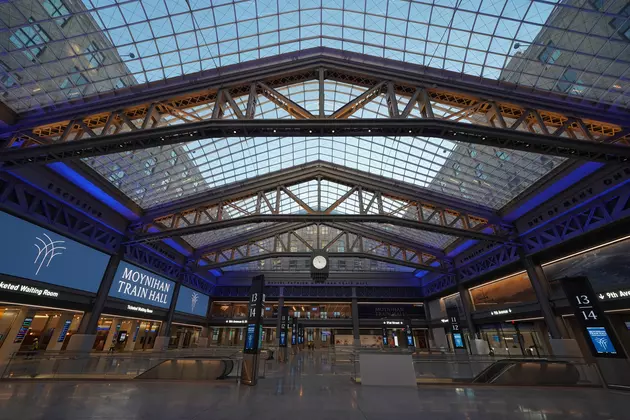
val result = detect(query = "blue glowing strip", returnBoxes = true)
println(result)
[146,226,191,256]
[47,163,139,220]
[446,239,477,258]
[414,270,428,278]
[505,162,604,222]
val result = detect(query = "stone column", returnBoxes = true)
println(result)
[351,287,360,348]
[522,254,580,356]
[154,282,182,352]
[66,251,123,352]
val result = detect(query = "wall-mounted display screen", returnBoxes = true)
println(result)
[175,286,209,317]
[108,262,175,309]
[0,211,110,293]
[453,333,465,349]
[586,327,617,355]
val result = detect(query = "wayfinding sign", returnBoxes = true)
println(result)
[561,276,624,358]
[244,275,265,354]
[446,307,466,349]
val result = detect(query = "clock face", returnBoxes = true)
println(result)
[312,255,327,269]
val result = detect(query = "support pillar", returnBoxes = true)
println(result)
[66,251,123,352]
[351,288,360,348]
[423,301,436,352]
[458,283,478,339]
[154,282,181,352]
[522,254,580,356]
[275,290,284,347]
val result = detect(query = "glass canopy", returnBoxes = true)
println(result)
[1,0,629,112]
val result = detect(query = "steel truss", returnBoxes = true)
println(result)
[0,171,121,252]
[128,162,510,249]
[2,49,629,165]
[192,222,451,274]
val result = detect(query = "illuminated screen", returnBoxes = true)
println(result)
[587,327,617,354]
[453,333,465,348]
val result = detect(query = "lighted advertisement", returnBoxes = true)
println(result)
[586,327,617,355]
[0,211,110,293]
[108,262,175,309]
[175,286,210,317]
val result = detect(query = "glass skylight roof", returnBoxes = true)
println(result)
[1,1,629,111]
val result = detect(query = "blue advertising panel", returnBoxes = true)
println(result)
[0,211,110,293]
[175,286,209,317]
[587,327,617,355]
[108,262,175,309]
[453,333,464,349]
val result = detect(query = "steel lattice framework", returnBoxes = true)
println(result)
[2,50,629,167]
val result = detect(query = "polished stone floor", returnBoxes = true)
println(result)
[0,351,627,420]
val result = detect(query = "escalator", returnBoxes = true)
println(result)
[472,359,580,386]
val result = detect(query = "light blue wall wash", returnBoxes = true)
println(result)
[176,286,210,317]
[0,211,110,293]
[108,261,175,309]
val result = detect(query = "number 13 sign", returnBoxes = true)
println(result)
[560,276,625,358]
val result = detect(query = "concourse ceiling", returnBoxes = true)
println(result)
[1,0,629,277]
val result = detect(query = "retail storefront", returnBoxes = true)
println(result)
[0,211,110,360]
[355,303,428,350]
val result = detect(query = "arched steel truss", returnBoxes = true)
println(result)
[2,49,629,167]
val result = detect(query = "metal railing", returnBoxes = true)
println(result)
[342,349,603,387]
[0,347,243,381]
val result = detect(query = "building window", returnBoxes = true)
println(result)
[43,0,71,26]
[467,146,477,158]
[144,157,158,175]
[84,42,105,68]
[10,18,51,61]
[289,260,298,270]
[495,150,510,161]
[321,225,329,235]
[589,0,604,10]
[169,150,178,166]
[538,41,561,64]
[474,163,487,180]
[452,162,460,177]
[0,61,19,88]
[353,259,362,270]
[107,164,125,187]
[337,240,345,252]
[610,4,630,41]
[60,67,88,89]
[556,68,586,95]
[115,78,127,89]
[337,260,346,270]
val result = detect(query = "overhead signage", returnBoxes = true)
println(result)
[175,286,210,317]
[490,308,513,316]
[0,211,110,293]
[127,304,154,314]
[358,304,425,319]
[14,317,33,343]
[226,319,247,324]
[560,276,624,358]
[597,289,630,301]
[383,320,403,325]
[57,320,72,343]
[244,275,265,354]
[446,307,466,349]
[109,262,175,309]
[279,307,289,347]
[0,280,62,299]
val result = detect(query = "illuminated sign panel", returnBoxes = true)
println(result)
[175,286,210,317]
[109,262,175,309]
[0,211,109,293]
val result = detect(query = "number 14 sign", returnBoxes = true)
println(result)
[560,276,625,358]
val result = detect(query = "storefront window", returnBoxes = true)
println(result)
[469,272,537,311]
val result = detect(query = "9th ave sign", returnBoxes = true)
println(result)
[597,289,630,301]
